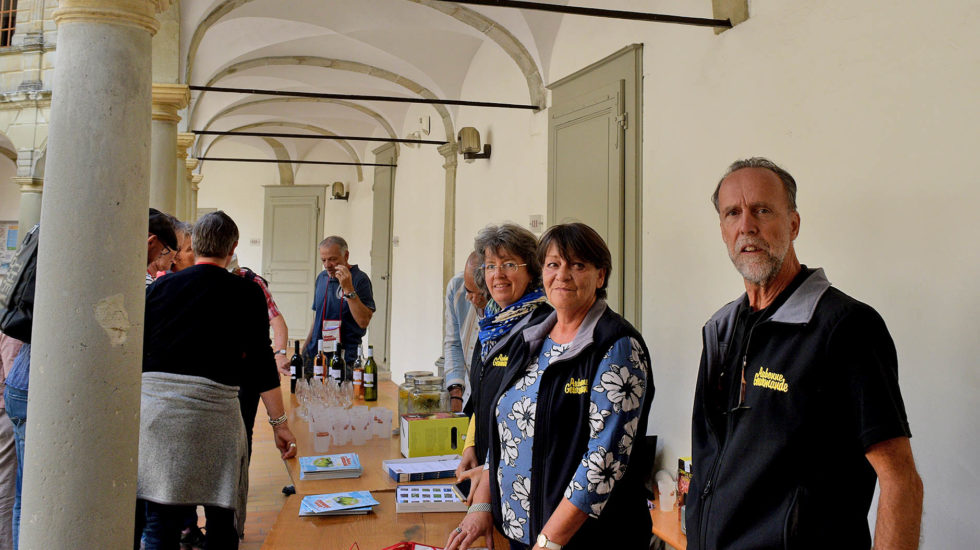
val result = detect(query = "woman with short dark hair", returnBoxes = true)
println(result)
[448,223,654,550]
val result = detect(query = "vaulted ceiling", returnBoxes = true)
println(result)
[182,0,571,165]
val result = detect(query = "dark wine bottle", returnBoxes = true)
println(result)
[289,340,301,393]
[328,341,346,386]
[363,345,378,401]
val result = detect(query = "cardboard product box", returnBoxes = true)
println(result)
[678,456,693,532]
[399,412,469,458]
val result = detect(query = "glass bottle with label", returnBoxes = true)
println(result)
[363,345,378,401]
[289,340,301,393]
[313,348,325,383]
[328,341,345,386]
[352,349,364,399]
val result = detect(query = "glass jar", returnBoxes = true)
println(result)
[408,376,449,414]
[398,370,433,419]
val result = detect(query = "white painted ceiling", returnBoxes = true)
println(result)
[182,0,573,165]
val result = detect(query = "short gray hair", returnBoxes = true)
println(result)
[319,236,348,254]
[711,157,798,213]
[473,223,541,295]
[175,221,193,239]
[193,211,239,258]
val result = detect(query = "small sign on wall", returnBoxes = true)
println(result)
[250,238,261,246]
[528,214,544,234]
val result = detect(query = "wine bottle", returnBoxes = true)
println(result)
[328,341,345,386]
[352,350,364,399]
[363,345,378,401]
[313,348,325,383]
[289,340,301,393]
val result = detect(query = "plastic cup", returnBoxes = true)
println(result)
[330,408,351,446]
[350,407,371,446]
[312,412,331,453]
[371,407,392,439]
[656,470,676,512]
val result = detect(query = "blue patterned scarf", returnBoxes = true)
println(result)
[478,287,547,361]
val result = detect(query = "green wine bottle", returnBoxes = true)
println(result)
[363,345,378,401]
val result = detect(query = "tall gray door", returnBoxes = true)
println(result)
[369,144,396,374]
[548,45,642,326]
[549,81,626,313]
[262,185,325,340]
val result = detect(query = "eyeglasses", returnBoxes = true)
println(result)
[483,262,526,274]
[158,246,173,258]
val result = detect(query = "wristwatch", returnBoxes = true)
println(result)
[536,533,562,550]
[343,290,358,300]
[275,349,287,356]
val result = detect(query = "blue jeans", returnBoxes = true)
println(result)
[5,386,27,550]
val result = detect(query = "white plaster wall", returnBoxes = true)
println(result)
[386,102,449,383]
[0,158,18,220]
[197,139,278,271]
[541,1,977,547]
[453,41,550,268]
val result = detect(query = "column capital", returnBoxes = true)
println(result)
[176,132,195,159]
[53,0,174,36]
[13,176,43,193]
[151,83,189,122]
[190,173,203,192]
[185,158,199,172]
[438,142,458,169]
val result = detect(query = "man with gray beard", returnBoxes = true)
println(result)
[686,158,923,550]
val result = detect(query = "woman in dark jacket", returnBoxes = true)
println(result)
[448,223,654,550]
[455,223,552,497]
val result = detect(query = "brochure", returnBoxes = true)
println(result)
[298,491,379,516]
[298,453,363,480]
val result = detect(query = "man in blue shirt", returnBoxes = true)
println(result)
[303,236,375,364]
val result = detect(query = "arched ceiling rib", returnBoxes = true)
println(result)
[191,56,455,145]
[201,121,365,182]
[181,0,549,142]
[195,97,400,158]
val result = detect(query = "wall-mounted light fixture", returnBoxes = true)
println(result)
[330,181,349,201]
[458,127,491,161]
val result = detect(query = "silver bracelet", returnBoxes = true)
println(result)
[467,503,492,514]
[268,414,288,427]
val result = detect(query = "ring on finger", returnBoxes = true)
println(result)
[455,527,463,534]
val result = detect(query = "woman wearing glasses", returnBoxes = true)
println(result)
[448,223,654,550]
[455,223,553,504]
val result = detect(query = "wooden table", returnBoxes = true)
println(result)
[650,506,687,550]
[266,380,507,549]
[284,381,452,495]
[262,491,504,549]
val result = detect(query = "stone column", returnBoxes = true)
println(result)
[189,173,203,221]
[182,156,199,221]
[149,83,188,215]
[175,132,195,220]
[20,1,168,549]
[14,177,43,242]
[438,142,458,290]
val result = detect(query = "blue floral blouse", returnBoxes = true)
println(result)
[492,336,648,543]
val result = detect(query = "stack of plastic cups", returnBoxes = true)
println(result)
[371,407,392,439]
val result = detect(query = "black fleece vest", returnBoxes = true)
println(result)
[486,306,655,549]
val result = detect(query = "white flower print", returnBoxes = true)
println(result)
[617,417,638,456]
[497,463,504,486]
[543,343,569,363]
[498,421,521,466]
[590,500,607,517]
[500,501,526,540]
[511,474,532,513]
[593,364,644,413]
[588,401,611,439]
[564,480,584,500]
[628,337,644,368]
[507,396,535,438]
[515,362,540,391]
[582,445,624,495]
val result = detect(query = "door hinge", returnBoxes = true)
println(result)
[616,113,628,130]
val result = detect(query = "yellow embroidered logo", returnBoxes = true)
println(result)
[752,367,789,393]
[492,355,508,367]
[564,378,588,394]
